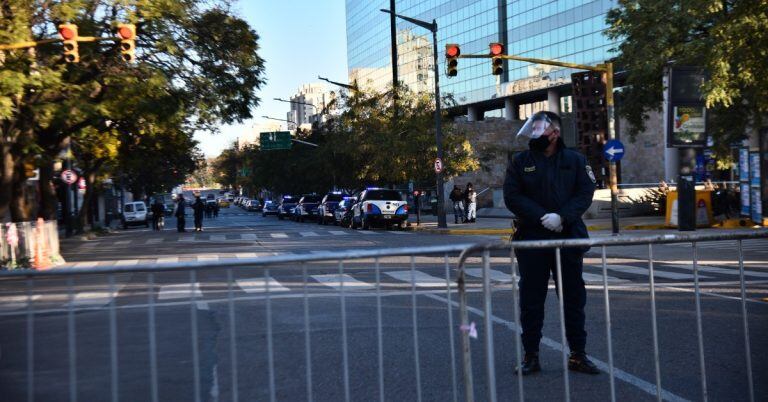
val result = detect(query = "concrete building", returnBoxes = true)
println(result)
[238,121,283,148]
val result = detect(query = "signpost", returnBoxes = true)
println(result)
[260,131,292,151]
[61,169,78,184]
[434,158,443,173]
[603,139,625,162]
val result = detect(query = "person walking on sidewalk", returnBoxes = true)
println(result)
[174,195,187,232]
[503,111,599,376]
[449,185,465,224]
[193,195,206,232]
[464,183,477,223]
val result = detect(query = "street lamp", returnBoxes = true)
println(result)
[317,75,359,92]
[273,97,317,109]
[379,8,447,228]
[261,115,296,128]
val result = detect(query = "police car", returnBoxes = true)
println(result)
[292,194,322,222]
[351,188,408,230]
[317,192,346,225]
[277,195,297,220]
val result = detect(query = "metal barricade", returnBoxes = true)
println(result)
[456,231,767,402]
[0,231,766,401]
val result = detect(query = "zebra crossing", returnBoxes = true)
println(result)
[3,262,764,313]
[666,238,768,253]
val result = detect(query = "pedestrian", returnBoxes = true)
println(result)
[214,202,220,218]
[413,190,421,226]
[464,183,477,223]
[193,195,206,232]
[175,195,187,232]
[503,111,599,375]
[449,185,465,224]
[151,199,164,231]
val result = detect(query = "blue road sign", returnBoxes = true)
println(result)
[603,139,625,162]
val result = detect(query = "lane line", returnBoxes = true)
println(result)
[385,270,455,288]
[311,274,374,290]
[158,283,203,300]
[236,278,290,293]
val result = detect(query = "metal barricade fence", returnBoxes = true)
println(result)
[456,231,767,402]
[0,232,765,401]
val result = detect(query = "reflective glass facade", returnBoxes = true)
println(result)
[346,0,620,108]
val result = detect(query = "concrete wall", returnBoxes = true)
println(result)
[617,110,666,185]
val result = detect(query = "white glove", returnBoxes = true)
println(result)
[540,213,563,232]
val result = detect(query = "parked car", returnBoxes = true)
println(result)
[262,200,279,217]
[121,201,149,229]
[293,194,323,222]
[317,192,346,225]
[239,197,250,209]
[352,188,408,230]
[218,198,230,208]
[277,195,297,220]
[335,197,357,228]
[245,199,261,212]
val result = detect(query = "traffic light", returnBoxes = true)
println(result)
[445,44,460,77]
[489,42,504,75]
[572,70,608,187]
[58,23,79,63]
[116,23,136,63]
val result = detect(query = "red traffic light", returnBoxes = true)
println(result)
[117,25,135,40]
[445,44,460,58]
[489,42,504,56]
[58,25,76,40]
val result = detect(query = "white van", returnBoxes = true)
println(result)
[122,201,149,229]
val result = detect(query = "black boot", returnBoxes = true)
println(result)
[514,352,541,375]
[568,352,600,375]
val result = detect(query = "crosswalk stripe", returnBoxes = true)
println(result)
[73,261,99,268]
[464,268,514,283]
[158,283,203,300]
[146,238,163,244]
[156,257,179,264]
[196,255,219,262]
[664,264,768,278]
[581,273,629,283]
[71,284,127,307]
[209,235,226,242]
[271,233,288,238]
[598,264,710,280]
[0,295,41,310]
[309,250,332,254]
[311,274,374,290]
[386,231,409,235]
[241,234,257,240]
[385,270,453,288]
[236,277,290,293]
[113,259,139,267]
[300,231,319,237]
[329,230,349,235]
[358,230,381,235]
[114,240,131,246]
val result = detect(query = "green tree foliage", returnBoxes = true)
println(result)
[606,0,768,152]
[0,0,265,222]
[214,85,479,195]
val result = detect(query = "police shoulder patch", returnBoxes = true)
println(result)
[585,165,596,183]
[524,166,536,172]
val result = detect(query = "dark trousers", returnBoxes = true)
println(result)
[176,216,185,232]
[194,215,203,230]
[515,247,587,354]
[152,216,161,230]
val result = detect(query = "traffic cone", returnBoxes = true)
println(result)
[33,218,51,270]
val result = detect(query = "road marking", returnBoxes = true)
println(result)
[385,270,454,288]
[358,230,381,235]
[156,257,179,264]
[667,239,768,252]
[146,238,164,244]
[425,293,691,402]
[196,255,219,263]
[664,264,768,278]
[236,278,290,293]
[73,261,99,269]
[158,283,203,300]
[385,231,409,235]
[0,295,41,310]
[209,235,226,242]
[329,230,349,235]
[113,259,140,267]
[114,240,131,246]
[271,233,288,238]
[598,264,710,280]
[299,231,320,237]
[71,284,127,307]
[311,274,374,290]
[464,268,514,283]
[309,250,333,254]
[581,272,629,283]
[241,234,257,240]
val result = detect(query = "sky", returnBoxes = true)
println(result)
[194,1,349,158]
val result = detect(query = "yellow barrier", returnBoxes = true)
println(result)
[665,190,713,227]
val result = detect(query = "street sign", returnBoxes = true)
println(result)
[434,158,443,173]
[260,131,292,150]
[78,177,86,190]
[61,169,77,184]
[603,139,625,162]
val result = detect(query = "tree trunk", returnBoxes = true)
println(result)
[37,161,59,220]
[0,144,13,221]
[10,162,33,222]
[76,171,97,233]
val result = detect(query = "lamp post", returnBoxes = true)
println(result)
[261,115,296,128]
[379,8,447,228]
[317,75,359,93]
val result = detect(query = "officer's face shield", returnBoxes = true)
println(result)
[516,113,554,140]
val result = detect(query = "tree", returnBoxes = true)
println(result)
[605,0,768,153]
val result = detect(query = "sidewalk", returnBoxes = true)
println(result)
[407,212,759,236]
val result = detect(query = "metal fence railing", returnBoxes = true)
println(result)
[0,231,766,401]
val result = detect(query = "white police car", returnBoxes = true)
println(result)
[351,188,408,230]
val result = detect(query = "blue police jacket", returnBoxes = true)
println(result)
[503,140,596,241]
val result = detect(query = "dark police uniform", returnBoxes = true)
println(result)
[503,138,596,354]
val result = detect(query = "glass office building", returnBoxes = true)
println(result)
[346,0,620,116]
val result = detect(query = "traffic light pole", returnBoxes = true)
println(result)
[461,54,620,234]
[430,25,447,229]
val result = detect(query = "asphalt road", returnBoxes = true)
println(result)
[1,206,766,401]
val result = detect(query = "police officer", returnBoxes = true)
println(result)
[503,111,599,375]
